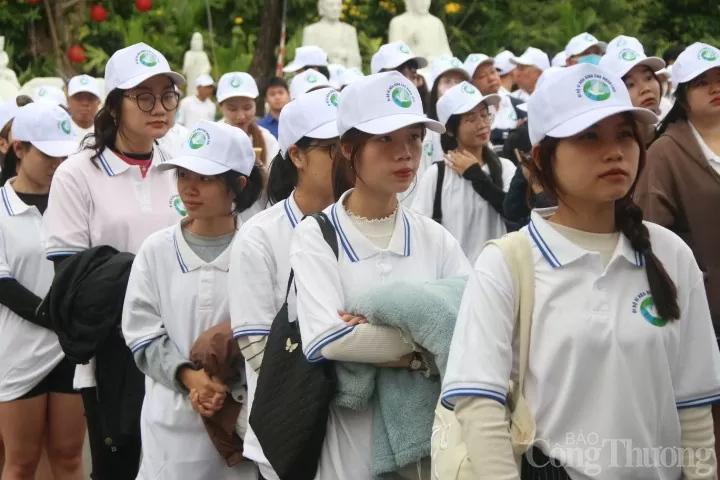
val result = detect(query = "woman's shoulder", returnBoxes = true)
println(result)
[644,221,694,259]
[56,148,96,174]
[138,224,177,256]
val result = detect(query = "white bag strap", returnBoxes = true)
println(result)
[486,231,535,394]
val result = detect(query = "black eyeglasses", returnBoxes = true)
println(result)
[306,143,338,155]
[123,91,180,112]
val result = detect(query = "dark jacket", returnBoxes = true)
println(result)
[503,167,556,230]
[38,246,144,447]
[636,119,720,331]
[491,96,528,147]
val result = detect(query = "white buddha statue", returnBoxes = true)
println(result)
[182,32,211,92]
[388,0,451,66]
[302,0,362,68]
[0,37,20,89]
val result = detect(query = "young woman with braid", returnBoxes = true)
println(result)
[442,64,720,479]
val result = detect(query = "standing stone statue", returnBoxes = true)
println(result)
[302,0,362,68]
[182,32,211,92]
[0,37,20,90]
[389,0,452,66]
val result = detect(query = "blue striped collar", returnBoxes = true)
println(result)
[283,192,302,229]
[96,145,169,177]
[327,190,411,263]
[1,180,33,217]
[528,210,643,269]
[172,219,237,273]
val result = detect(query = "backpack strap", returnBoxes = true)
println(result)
[432,161,445,224]
[485,231,534,395]
[283,212,339,303]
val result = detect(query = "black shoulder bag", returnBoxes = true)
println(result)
[432,160,445,224]
[249,212,338,480]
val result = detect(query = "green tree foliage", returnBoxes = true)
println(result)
[1,0,719,82]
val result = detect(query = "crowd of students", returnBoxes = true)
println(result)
[0,30,718,480]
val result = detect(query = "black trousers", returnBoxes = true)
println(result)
[521,447,572,480]
[81,388,142,480]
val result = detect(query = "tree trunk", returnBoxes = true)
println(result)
[249,0,283,116]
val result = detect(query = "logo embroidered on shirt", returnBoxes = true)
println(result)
[632,290,667,327]
[286,338,298,353]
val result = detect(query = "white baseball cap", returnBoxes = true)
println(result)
[510,47,550,71]
[600,36,665,78]
[463,53,494,78]
[32,86,68,108]
[11,103,79,157]
[0,99,20,132]
[551,51,567,68]
[284,46,329,73]
[516,66,565,112]
[158,120,255,176]
[527,64,658,145]
[194,74,215,88]
[431,57,470,87]
[68,75,102,98]
[289,69,331,100]
[104,43,185,94]
[279,87,339,156]
[216,72,259,103]
[565,32,607,58]
[328,64,346,89]
[338,68,365,88]
[494,51,517,75]
[337,71,444,137]
[436,82,500,125]
[371,41,428,74]
[670,42,720,85]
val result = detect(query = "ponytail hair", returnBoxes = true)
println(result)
[0,141,30,186]
[220,166,264,214]
[266,136,312,205]
[529,114,680,321]
[657,82,690,136]
[440,113,505,188]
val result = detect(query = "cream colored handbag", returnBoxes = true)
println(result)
[431,232,536,479]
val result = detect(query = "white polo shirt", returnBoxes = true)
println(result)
[229,193,302,479]
[122,221,255,480]
[412,158,516,264]
[176,95,217,129]
[43,145,184,388]
[0,180,64,401]
[290,189,471,479]
[442,210,720,480]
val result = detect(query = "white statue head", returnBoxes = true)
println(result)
[318,0,342,22]
[405,0,431,14]
[190,32,204,52]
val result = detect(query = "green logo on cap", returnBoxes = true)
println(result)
[582,79,612,101]
[60,119,72,134]
[138,51,158,67]
[700,48,718,61]
[621,49,638,61]
[230,76,243,88]
[329,91,339,107]
[80,76,89,85]
[451,58,463,67]
[468,54,481,63]
[38,88,46,96]
[584,33,595,41]
[463,84,478,94]
[616,38,628,47]
[424,141,434,157]
[306,73,318,84]
[188,129,209,149]
[391,86,413,108]
[399,44,411,54]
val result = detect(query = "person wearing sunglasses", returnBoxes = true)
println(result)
[42,42,187,480]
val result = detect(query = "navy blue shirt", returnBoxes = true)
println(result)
[257,113,279,139]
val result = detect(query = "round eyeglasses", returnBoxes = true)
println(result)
[123,91,180,112]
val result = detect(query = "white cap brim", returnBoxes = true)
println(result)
[510,57,538,67]
[545,105,658,140]
[674,64,720,84]
[69,87,101,98]
[568,41,608,57]
[354,113,445,135]
[284,62,305,73]
[440,94,502,125]
[306,121,339,140]
[217,92,258,103]
[157,156,232,175]
[116,71,186,91]
[406,56,429,69]
[32,139,79,158]
[617,57,666,78]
